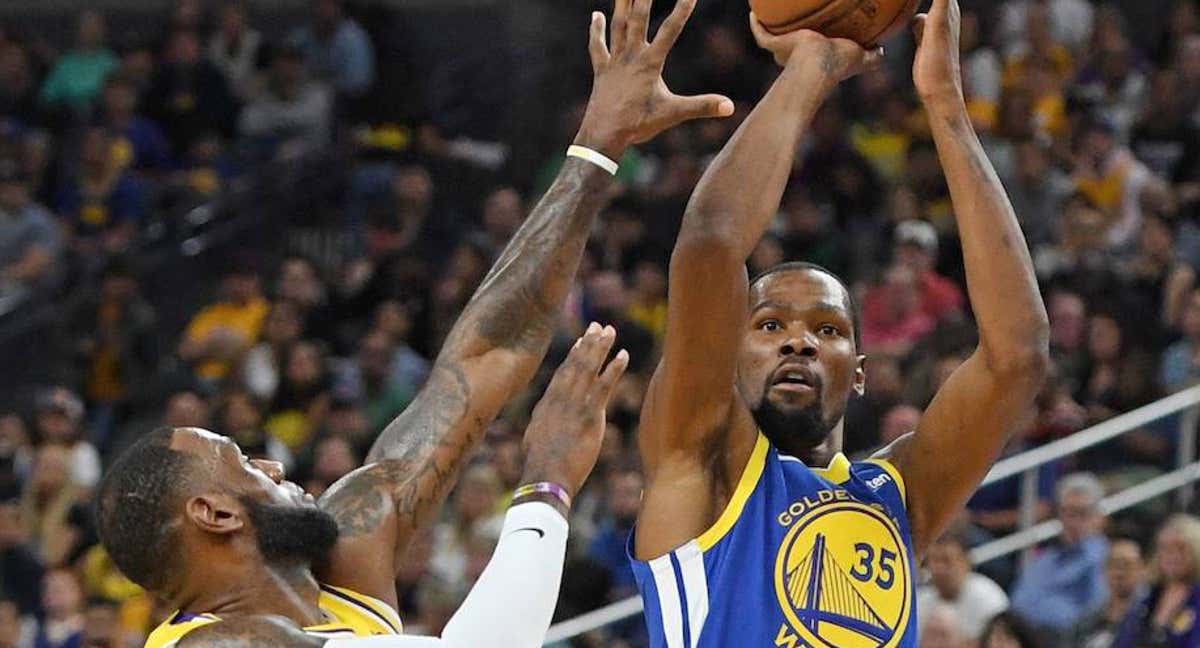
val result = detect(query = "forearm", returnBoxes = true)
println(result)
[926,100,1048,367]
[681,55,831,256]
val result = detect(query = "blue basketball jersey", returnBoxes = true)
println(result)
[631,433,918,648]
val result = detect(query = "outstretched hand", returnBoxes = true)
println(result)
[576,0,735,158]
[912,0,964,109]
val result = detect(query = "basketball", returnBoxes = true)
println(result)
[749,0,921,45]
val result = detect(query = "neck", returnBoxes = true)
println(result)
[176,561,325,627]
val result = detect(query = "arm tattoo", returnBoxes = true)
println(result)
[322,161,613,548]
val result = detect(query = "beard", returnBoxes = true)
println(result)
[240,497,340,565]
[752,396,836,462]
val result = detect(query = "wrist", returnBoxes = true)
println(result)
[783,51,838,97]
[574,119,628,162]
[511,491,570,519]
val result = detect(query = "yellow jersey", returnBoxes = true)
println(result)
[144,584,403,647]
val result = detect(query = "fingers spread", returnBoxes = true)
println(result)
[592,349,630,406]
[649,0,697,60]
[612,0,631,52]
[628,0,653,46]
[589,12,611,69]
[668,93,735,124]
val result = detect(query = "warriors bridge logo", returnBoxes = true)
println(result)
[773,501,912,648]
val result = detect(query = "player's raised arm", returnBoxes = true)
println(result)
[879,0,1049,555]
[634,21,877,559]
[315,0,732,607]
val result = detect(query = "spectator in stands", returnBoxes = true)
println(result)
[264,339,331,453]
[1160,288,1200,393]
[430,464,502,593]
[33,388,100,490]
[1121,214,1196,346]
[370,299,429,395]
[161,388,211,429]
[918,531,1010,641]
[19,444,85,568]
[33,568,84,648]
[979,612,1042,648]
[1071,119,1166,252]
[239,300,303,403]
[216,388,291,470]
[890,219,964,323]
[478,186,523,259]
[1130,71,1199,188]
[1078,313,1158,427]
[208,0,264,101]
[0,40,41,128]
[998,0,1093,54]
[920,603,968,648]
[1003,141,1071,249]
[177,259,268,383]
[79,597,120,648]
[0,596,33,648]
[0,157,61,310]
[1114,514,1200,647]
[97,71,169,172]
[584,271,655,373]
[1073,538,1147,648]
[145,29,238,156]
[0,482,42,616]
[39,10,118,112]
[0,414,32,484]
[303,434,359,498]
[778,188,847,278]
[879,403,922,448]
[65,256,158,449]
[237,42,332,160]
[274,255,333,342]
[334,330,414,434]
[587,466,643,599]
[291,0,375,100]
[1073,24,1148,142]
[1010,473,1109,637]
[861,263,936,357]
[54,126,145,254]
[1048,289,1090,395]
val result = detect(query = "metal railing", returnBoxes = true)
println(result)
[544,384,1200,644]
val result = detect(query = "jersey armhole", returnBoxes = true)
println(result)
[862,457,908,505]
[695,433,769,551]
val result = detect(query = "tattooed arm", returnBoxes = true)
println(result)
[315,0,732,608]
[877,0,1049,556]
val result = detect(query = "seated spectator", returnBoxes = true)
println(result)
[1048,289,1090,395]
[0,482,42,616]
[429,465,503,593]
[273,255,334,343]
[861,264,936,358]
[1114,514,1200,647]
[1071,119,1167,252]
[968,425,1058,536]
[291,0,375,100]
[999,0,1093,54]
[890,219,965,323]
[216,388,291,470]
[961,9,1003,132]
[479,186,523,259]
[1072,538,1147,648]
[79,597,121,648]
[208,0,265,101]
[1010,473,1109,637]
[918,531,1010,642]
[335,330,414,434]
[1120,214,1195,345]
[177,260,269,383]
[920,603,968,648]
[586,466,643,599]
[779,189,847,278]
[33,568,84,648]
[371,300,430,395]
[161,388,212,430]
[64,257,158,448]
[145,29,237,157]
[264,340,331,453]
[54,127,145,254]
[1003,140,1072,248]
[1130,71,1199,188]
[979,612,1042,648]
[237,43,332,160]
[239,300,304,403]
[38,10,118,112]
[302,434,359,498]
[97,72,169,172]
[0,414,33,483]
[0,157,62,311]
[1078,313,1158,427]
[584,271,656,374]
[0,40,40,129]
[1159,288,1200,393]
[19,444,86,567]
[1073,27,1148,142]
[34,388,100,489]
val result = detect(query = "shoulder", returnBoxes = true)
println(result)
[174,615,322,648]
[967,572,1009,603]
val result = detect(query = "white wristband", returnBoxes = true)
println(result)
[566,145,619,175]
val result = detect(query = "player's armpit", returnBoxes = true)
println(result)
[879,349,1047,556]
[175,615,327,648]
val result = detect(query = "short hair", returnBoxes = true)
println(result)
[1056,472,1105,509]
[750,262,861,349]
[95,428,198,591]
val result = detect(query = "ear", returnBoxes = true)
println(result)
[184,495,244,535]
[853,355,867,397]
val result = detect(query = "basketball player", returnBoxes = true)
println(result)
[631,1,1049,646]
[94,0,734,644]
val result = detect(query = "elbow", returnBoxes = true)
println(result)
[985,326,1051,387]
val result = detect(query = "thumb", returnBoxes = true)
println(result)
[911,14,927,46]
[670,93,735,122]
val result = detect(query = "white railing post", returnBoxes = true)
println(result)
[1177,404,1199,509]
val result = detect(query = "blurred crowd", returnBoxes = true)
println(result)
[0,0,1199,646]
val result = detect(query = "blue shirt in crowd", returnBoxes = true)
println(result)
[1010,534,1109,631]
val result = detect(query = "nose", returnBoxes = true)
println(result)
[250,459,285,483]
[780,333,818,358]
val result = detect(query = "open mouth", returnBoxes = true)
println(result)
[771,365,819,394]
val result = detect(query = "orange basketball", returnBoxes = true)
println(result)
[750,0,921,46]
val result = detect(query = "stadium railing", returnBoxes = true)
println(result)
[542,383,1200,644]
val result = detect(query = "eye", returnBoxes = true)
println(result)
[819,324,842,337]
[759,320,782,332]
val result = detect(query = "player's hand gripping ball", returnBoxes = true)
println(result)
[749,0,920,45]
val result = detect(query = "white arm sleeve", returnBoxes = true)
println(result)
[326,502,569,648]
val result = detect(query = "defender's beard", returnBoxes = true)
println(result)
[241,497,340,565]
